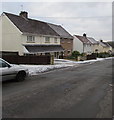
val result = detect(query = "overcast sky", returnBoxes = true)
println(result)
[1,1,113,41]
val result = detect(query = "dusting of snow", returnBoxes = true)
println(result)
[20,57,113,76]
[21,64,73,76]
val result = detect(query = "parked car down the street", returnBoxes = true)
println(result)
[0,58,28,82]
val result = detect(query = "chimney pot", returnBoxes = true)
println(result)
[83,33,86,37]
[100,40,103,42]
[19,11,28,18]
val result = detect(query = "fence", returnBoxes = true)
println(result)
[87,53,97,60]
[2,55,51,65]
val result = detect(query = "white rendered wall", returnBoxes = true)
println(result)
[73,36,83,53]
[1,14,23,55]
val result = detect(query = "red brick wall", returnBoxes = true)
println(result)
[60,38,73,56]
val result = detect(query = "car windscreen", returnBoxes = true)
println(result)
[0,59,9,68]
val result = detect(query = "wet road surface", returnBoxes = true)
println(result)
[2,59,112,118]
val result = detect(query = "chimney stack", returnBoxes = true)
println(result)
[19,11,28,18]
[100,40,103,42]
[83,33,86,37]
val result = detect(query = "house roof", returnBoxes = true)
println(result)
[75,35,99,45]
[24,44,64,53]
[75,35,91,44]
[99,41,111,48]
[48,23,73,39]
[4,12,60,36]
[103,42,111,47]
[107,41,114,48]
[87,37,98,44]
[3,12,72,39]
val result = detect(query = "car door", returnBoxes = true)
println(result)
[0,59,16,81]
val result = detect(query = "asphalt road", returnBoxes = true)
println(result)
[2,59,112,118]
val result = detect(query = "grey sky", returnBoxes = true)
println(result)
[1,2,112,41]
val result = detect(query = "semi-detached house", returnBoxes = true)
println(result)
[48,23,73,56]
[73,33,112,54]
[73,34,92,54]
[98,40,112,53]
[0,11,73,58]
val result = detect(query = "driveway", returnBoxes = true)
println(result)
[2,59,112,118]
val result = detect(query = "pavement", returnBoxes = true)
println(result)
[2,59,112,118]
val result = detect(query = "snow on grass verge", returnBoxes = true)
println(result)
[21,57,113,76]
[55,57,113,64]
[21,64,73,76]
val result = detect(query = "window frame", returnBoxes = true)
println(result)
[27,36,35,43]
[45,37,50,43]
[54,38,58,43]
[0,60,10,68]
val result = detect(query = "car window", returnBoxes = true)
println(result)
[0,60,9,68]
[0,60,3,68]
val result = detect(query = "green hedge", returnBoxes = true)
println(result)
[98,52,112,58]
[71,51,80,59]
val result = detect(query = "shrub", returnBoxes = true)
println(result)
[67,56,76,59]
[98,52,111,58]
[72,51,80,58]
[80,53,87,57]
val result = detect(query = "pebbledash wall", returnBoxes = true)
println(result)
[0,13,61,56]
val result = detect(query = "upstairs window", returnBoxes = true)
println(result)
[54,38,58,43]
[45,37,50,43]
[27,36,35,43]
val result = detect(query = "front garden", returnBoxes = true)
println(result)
[65,51,113,61]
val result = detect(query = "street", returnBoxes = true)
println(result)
[2,59,112,118]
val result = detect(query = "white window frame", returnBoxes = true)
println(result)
[27,36,35,43]
[54,38,58,43]
[45,37,50,43]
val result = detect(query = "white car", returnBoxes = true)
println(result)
[0,58,28,82]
